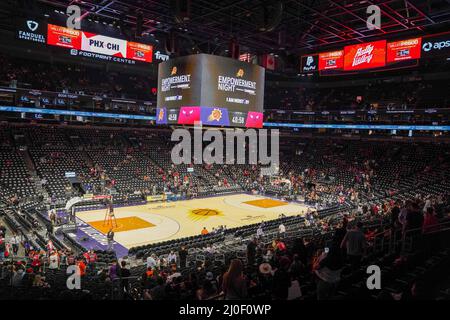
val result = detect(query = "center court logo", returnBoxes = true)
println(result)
[171,123,279,176]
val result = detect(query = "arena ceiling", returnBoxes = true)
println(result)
[10,0,450,54]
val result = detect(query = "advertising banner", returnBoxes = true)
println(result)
[47,24,82,49]
[16,18,47,44]
[387,38,422,62]
[47,24,152,63]
[319,50,344,70]
[301,55,319,73]
[81,31,127,58]
[343,40,386,71]
[421,32,450,58]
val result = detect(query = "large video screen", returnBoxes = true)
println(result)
[343,40,386,71]
[387,38,422,62]
[319,50,344,70]
[156,54,265,128]
[47,24,153,63]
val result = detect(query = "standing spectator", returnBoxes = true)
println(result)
[314,244,344,300]
[119,260,131,297]
[422,207,439,234]
[0,223,6,238]
[405,202,425,250]
[341,221,366,270]
[150,277,167,300]
[146,254,157,269]
[107,228,115,252]
[278,223,286,238]
[168,250,177,265]
[196,279,218,300]
[0,236,5,261]
[10,232,20,256]
[422,207,439,254]
[179,246,188,269]
[256,224,264,240]
[109,260,120,282]
[11,268,25,287]
[87,249,98,272]
[246,238,257,267]
[48,251,60,270]
[222,259,248,300]
[272,256,291,300]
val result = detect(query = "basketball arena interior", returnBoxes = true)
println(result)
[0,0,449,304]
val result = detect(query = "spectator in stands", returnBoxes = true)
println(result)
[86,249,98,272]
[405,202,425,250]
[201,227,209,235]
[10,232,20,256]
[119,260,131,297]
[222,259,248,300]
[422,207,439,254]
[288,254,304,281]
[341,221,366,270]
[247,238,257,267]
[423,207,439,234]
[314,244,344,300]
[0,223,6,238]
[146,254,157,269]
[0,237,6,261]
[272,256,291,300]
[48,251,60,270]
[196,278,218,300]
[77,259,87,277]
[292,238,307,267]
[179,246,188,268]
[109,260,119,282]
[256,224,264,240]
[168,251,177,265]
[278,223,286,238]
[405,202,424,232]
[150,277,167,300]
[275,239,287,254]
[11,267,25,287]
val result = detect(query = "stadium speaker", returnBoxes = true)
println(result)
[255,0,284,32]
[229,38,240,59]
[165,29,179,55]
[135,11,143,38]
[278,29,286,49]
[171,0,191,24]
[119,13,134,41]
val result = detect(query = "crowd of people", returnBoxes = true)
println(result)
[1,189,448,300]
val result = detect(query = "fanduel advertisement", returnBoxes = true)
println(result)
[157,54,265,128]
[16,18,47,44]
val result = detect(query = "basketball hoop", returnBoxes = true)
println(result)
[103,196,117,229]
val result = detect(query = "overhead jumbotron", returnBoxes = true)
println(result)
[0,0,449,306]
